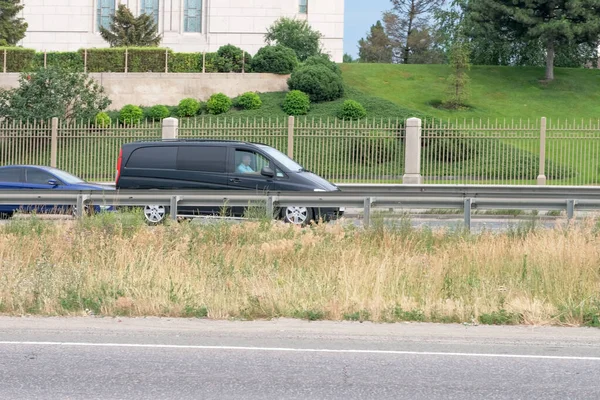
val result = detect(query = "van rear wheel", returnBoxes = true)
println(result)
[144,205,168,225]
[282,206,313,226]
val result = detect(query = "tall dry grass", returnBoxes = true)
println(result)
[0,212,599,326]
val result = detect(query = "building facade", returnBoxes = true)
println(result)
[18,0,345,62]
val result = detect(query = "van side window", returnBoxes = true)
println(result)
[234,150,270,174]
[127,147,177,169]
[177,146,227,172]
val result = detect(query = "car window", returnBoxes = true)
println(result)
[26,169,57,185]
[126,146,177,169]
[234,150,270,175]
[177,146,227,173]
[0,168,22,182]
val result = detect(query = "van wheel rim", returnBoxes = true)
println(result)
[285,207,308,225]
[144,205,166,223]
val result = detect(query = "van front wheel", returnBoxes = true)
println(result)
[282,206,313,226]
[144,205,168,225]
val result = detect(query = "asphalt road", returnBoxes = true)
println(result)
[0,317,599,399]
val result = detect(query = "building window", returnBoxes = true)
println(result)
[184,0,202,33]
[141,0,160,25]
[97,0,115,31]
[299,0,308,14]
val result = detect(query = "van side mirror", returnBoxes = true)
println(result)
[261,166,275,178]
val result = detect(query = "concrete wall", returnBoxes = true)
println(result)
[0,73,289,109]
[19,0,345,62]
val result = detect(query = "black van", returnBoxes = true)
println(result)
[115,140,344,225]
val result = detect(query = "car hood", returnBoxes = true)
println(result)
[297,171,339,191]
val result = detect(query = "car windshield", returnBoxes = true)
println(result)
[48,168,85,184]
[257,145,305,172]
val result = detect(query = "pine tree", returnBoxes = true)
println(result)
[100,4,161,47]
[0,0,28,46]
[358,21,393,63]
[467,0,600,81]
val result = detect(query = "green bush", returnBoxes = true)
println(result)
[338,100,367,120]
[348,131,400,166]
[251,45,299,74]
[177,98,201,117]
[204,52,219,72]
[214,44,252,73]
[206,93,232,115]
[82,48,125,72]
[236,92,262,110]
[0,47,35,72]
[126,48,168,72]
[147,105,170,121]
[287,65,344,102]
[95,112,112,128]
[168,52,201,72]
[303,54,341,76]
[119,104,143,125]
[282,90,310,115]
[32,51,84,72]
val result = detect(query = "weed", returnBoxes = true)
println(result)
[343,310,370,322]
[479,309,522,325]
[393,307,426,322]
[182,305,209,318]
[294,309,326,321]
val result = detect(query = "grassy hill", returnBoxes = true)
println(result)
[341,64,600,121]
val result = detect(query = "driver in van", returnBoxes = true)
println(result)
[237,154,255,174]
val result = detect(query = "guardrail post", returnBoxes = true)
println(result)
[567,199,576,220]
[403,117,422,184]
[266,196,274,220]
[363,197,374,228]
[287,116,295,158]
[170,196,181,220]
[162,117,178,140]
[464,198,472,231]
[50,117,58,168]
[537,117,547,185]
[75,194,89,219]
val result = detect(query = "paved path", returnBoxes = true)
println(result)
[0,317,599,399]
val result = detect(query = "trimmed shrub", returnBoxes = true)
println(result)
[251,45,299,74]
[95,112,112,128]
[119,104,143,125]
[177,98,201,117]
[126,48,168,72]
[235,92,262,110]
[287,65,344,102]
[204,52,219,73]
[168,52,201,72]
[206,93,232,115]
[282,90,310,115]
[147,105,170,121]
[338,100,367,120]
[214,44,252,73]
[0,47,35,72]
[32,51,84,72]
[303,54,342,76]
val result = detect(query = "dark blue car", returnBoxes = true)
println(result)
[0,165,114,218]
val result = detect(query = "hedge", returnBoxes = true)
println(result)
[0,47,36,72]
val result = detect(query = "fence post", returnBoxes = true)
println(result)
[287,116,295,158]
[124,48,128,73]
[202,52,206,73]
[84,49,87,73]
[242,51,245,73]
[3,49,6,73]
[162,117,178,140]
[50,117,58,168]
[537,117,547,185]
[44,50,47,68]
[165,49,169,73]
[403,117,422,184]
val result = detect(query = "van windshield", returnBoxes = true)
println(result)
[258,145,305,172]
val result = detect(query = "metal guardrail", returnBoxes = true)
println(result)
[1,185,600,230]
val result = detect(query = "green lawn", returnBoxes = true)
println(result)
[341,63,600,121]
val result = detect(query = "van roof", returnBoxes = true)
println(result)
[124,139,270,147]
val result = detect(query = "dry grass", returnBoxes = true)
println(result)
[0,213,599,327]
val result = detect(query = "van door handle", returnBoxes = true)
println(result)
[229,178,240,183]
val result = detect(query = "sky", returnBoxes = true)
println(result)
[344,0,391,59]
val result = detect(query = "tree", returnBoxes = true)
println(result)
[100,4,161,47]
[0,0,28,46]
[358,21,393,63]
[0,66,111,121]
[467,0,600,80]
[387,0,445,64]
[443,36,471,109]
[343,53,355,63]
[265,18,322,61]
